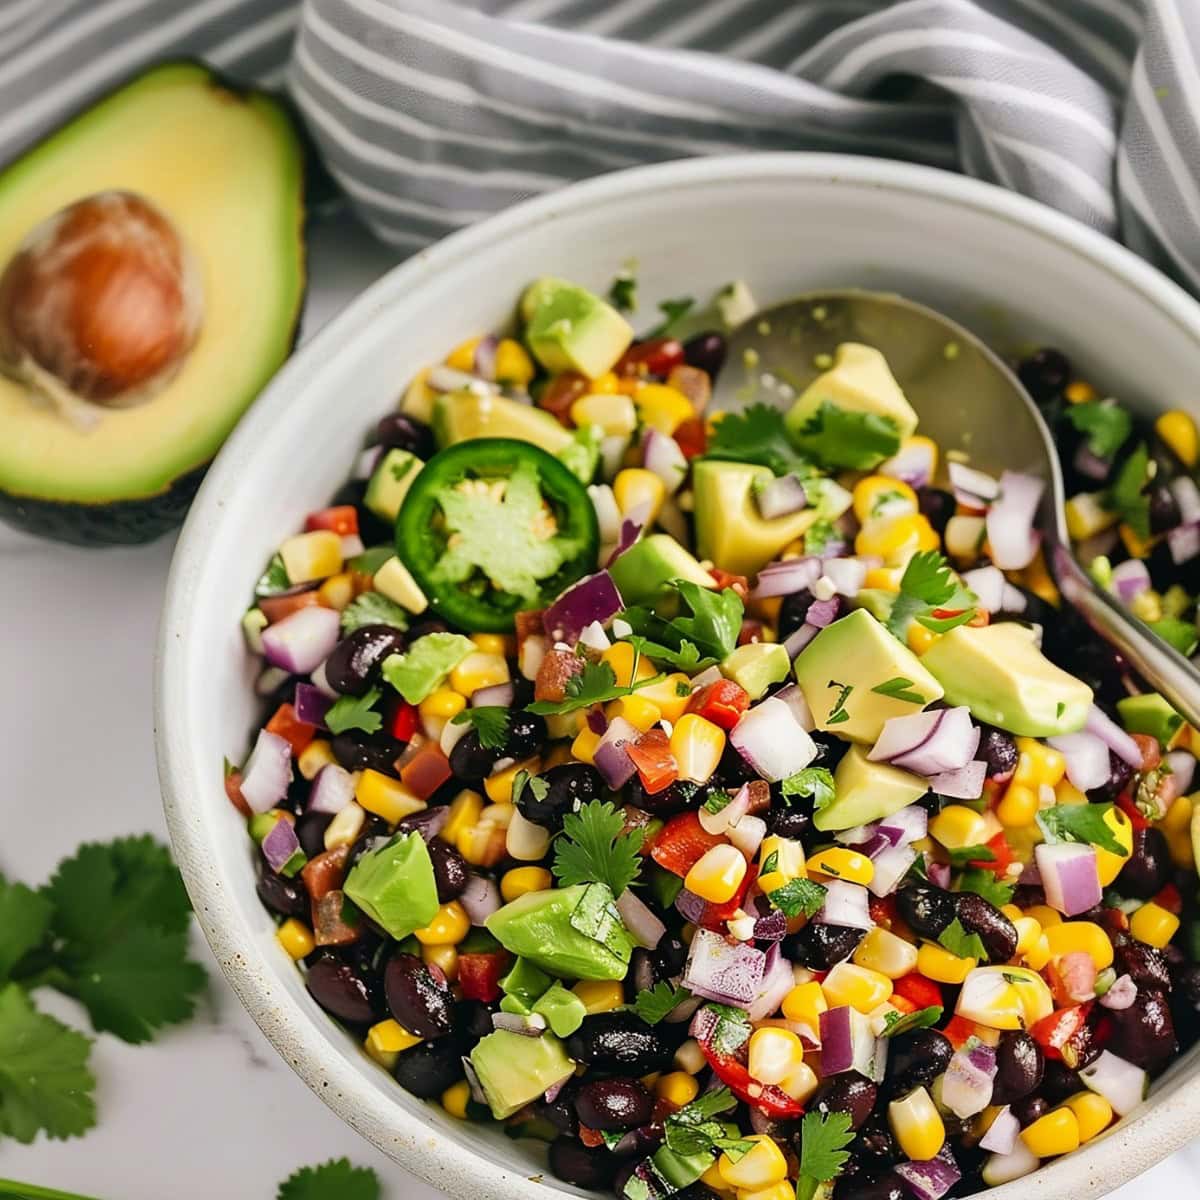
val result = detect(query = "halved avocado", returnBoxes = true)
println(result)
[0,63,305,544]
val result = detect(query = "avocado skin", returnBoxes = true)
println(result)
[0,61,307,546]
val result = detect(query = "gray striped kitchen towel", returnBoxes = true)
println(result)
[0,0,1196,291]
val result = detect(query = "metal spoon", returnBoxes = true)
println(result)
[711,288,1200,727]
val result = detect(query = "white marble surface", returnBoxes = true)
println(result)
[4,213,1200,1200]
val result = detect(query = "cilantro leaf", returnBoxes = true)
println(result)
[512,769,548,812]
[871,677,928,705]
[664,1085,752,1161]
[705,403,812,476]
[886,550,977,638]
[781,767,835,812]
[340,591,410,635]
[946,844,995,868]
[769,877,827,919]
[958,867,1016,908]
[255,553,292,598]
[703,791,732,816]
[1068,401,1132,460]
[0,983,95,1143]
[647,296,695,338]
[552,800,644,897]
[451,705,511,751]
[825,681,854,727]
[703,1002,752,1054]
[1037,802,1125,856]
[792,402,901,470]
[938,917,987,961]
[882,1005,944,1038]
[608,270,637,313]
[804,517,839,556]
[622,583,743,671]
[633,981,691,1025]
[527,654,664,716]
[277,1158,381,1200]
[1106,443,1151,540]
[796,1110,856,1200]
[0,874,53,982]
[325,687,383,736]
[626,634,706,672]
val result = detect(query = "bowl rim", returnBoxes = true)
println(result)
[156,151,1200,1200]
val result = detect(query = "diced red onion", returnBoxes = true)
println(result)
[699,783,751,835]
[427,364,497,394]
[472,681,514,708]
[814,880,873,930]
[1086,704,1144,767]
[980,1106,1020,1155]
[1073,443,1112,482]
[806,597,841,628]
[986,471,1044,570]
[605,515,644,568]
[869,844,918,897]
[586,708,609,736]
[1166,749,1196,794]
[240,729,293,813]
[261,606,341,675]
[1168,521,1200,566]
[1099,973,1138,1010]
[642,428,689,496]
[310,661,338,699]
[751,557,822,599]
[293,682,332,728]
[1047,730,1112,792]
[616,889,665,950]
[674,887,707,925]
[473,334,499,381]
[870,707,978,776]
[755,473,808,520]
[256,666,290,697]
[577,621,611,652]
[1001,583,1028,614]
[1171,474,1200,523]
[1079,1050,1147,1116]
[730,698,818,782]
[1018,858,1042,886]
[782,623,819,659]
[354,445,381,481]
[928,761,987,799]
[982,1140,1039,1186]
[748,945,796,1020]
[821,556,869,597]
[594,716,638,789]
[492,1011,547,1037]
[683,928,766,1005]
[459,873,502,925]
[727,813,767,860]
[339,533,364,561]
[543,571,623,645]
[878,805,928,848]
[262,816,303,874]
[949,462,1001,505]
[690,665,723,691]
[1035,842,1101,916]
[961,566,1005,613]
[895,1146,961,1200]
[543,1074,569,1105]
[818,1006,854,1072]
[601,434,632,483]
[753,910,788,942]
[837,822,879,847]
[927,861,951,889]
[771,683,815,732]
[941,1043,996,1118]
[463,1057,487,1105]
[307,763,355,815]
[880,439,934,489]
[1111,558,1152,604]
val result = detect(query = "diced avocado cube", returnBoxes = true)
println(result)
[607,534,715,609]
[499,994,533,1016]
[486,883,633,981]
[722,642,791,700]
[1147,615,1200,657]
[521,277,634,379]
[469,1029,576,1120]
[649,1143,715,1192]
[343,831,439,940]
[692,460,823,577]
[432,390,572,454]
[532,981,588,1037]
[380,632,475,704]
[853,588,895,623]
[365,448,423,522]
[1117,693,1184,749]
[815,744,929,832]
[793,609,943,744]
[500,957,553,1008]
[920,623,1093,737]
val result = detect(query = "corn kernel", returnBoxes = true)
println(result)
[1065,380,1097,404]
[355,769,425,824]
[324,801,366,851]
[656,1072,700,1107]
[807,846,875,886]
[854,926,919,979]
[1012,916,1043,958]
[471,633,510,657]
[507,808,552,861]
[443,789,483,845]
[459,804,512,867]
[442,1079,472,1119]
[450,651,510,697]
[501,866,553,903]
[865,566,904,592]
[414,901,470,946]
[494,338,535,386]
[1167,826,1195,870]
[484,755,540,805]
[757,835,805,895]
[907,622,938,654]
[856,512,938,565]
[1025,904,1063,929]
[1130,901,1179,949]
[1063,1091,1113,1142]
[277,918,315,960]
[368,1018,421,1056]
[737,1184,794,1200]
[701,1163,734,1195]
[918,943,977,984]
[1021,1108,1080,1158]
[748,1027,805,1085]
[422,943,459,981]
[1024,932,1053,972]
[614,467,667,526]
[572,980,625,1015]
[1042,921,1114,970]
[778,1060,820,1104]
[280,530,343,584]
[571,392,637,435]
[670,713,726,784]
[930,804,990,850]
[1155,409,1198,467]
[1119,522,1157,559]
[822,962,893,1012]
[635,383,695,435]
[298,738,336,780]
[420,688,467,722]
[997,783,1040,827]
[718,1135,789,1189]
[888,1087,946,1163]
[602,641,659,689]
[571,725,603,765]
[781,981,827,1031]
[852,476,918,523]
[685,843,747,904]
[590,371,620,395]
[445,336,481,372]
[606,694,663,733]
[317,571,356,611]
[634,673,693,724]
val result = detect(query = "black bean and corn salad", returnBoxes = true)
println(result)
[227,276,1200,1200]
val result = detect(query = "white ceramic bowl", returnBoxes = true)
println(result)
[157,154,1200,1200]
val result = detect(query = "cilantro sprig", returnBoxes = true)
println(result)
[340,591,410,635]
[957,866,1016,908]
[1037,802,1125,856]
[633,981,691,1025]
[1106,443,1151,540]
[621,582,744,671]
[704,403,812,476]
[780,767,835,813]
[938,917,987,961]
[527,651,664,716]
[769,877,827,919]
[451,705,511,751]
[886,549,978,638]
[646,296,696,338]
[1068,401,1131,460]
[663,1085,752,1162]
[792,402,902,470]
[882,1006,944,1038]
[326,688,383,736]
[277,1158,381,1200]
[871,677,928,705]
[552,800,644,897]
[795,1110,856,1200]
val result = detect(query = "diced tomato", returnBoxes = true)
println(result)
[1030,1004,1092,1062]
[538,372,589,427]
[869,895,898,931]
[971,831,1015,876]
[1047,951,1098,1006]
[941,1014,977,1050]
[312,889,359,946]
[697,867,759,931]
[259,589,321,623]
[889,995,917,1015]
[627,728,679,795]
[616,337,685,379]
[894,973,944,1011]
[1130,733,1159,772]
[305,505,359,536]
[224,769,252,818]
[1154,881,1183,915]
[651,812,724,877]
[699,1042,804,1118]
[457,950,510,1003]
[686,680,750,731]
[737,619,766,646]
[578,1125,605,1149]
[266,702,316,756]
[1100,906,1130,936]
[1116,790,1150,831]
[535,646,584,703]
[709,569,749,599]
[389,700,419,744]
[302,844,350,902]
[400,741,453,800]
[673,417,707,460]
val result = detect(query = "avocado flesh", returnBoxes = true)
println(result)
[608,534,716,608]
[433,390,572,454]
[815,744,929,832]
[470,1029,575,1120]
[0,63,305,543]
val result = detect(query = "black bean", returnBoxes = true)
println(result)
[651,935,688,982]
[1113,934,1172,990]
[841,1175,904,1200]
[376,411,434,458]
[393,1035,465,1098]
[504,711,548,759]
[777,589,816,640]
[574,1079,654,1131]
[1040,1060,1082,1105]
[457,999,495,1043]
[426,837,469,902]
[1118,828,1172,899]
[295,811,333,859]
[896,884,957,940]
[1087,750,1135,804]
[548,1139,618,1190]
[384,952,453,1039]
[331,733,401,775]
[1017,348,1071,404]
[886,1029,953,1095]
[1149,485,1182,534]
[954,892,1018,963]
[783,922,866,970]
[627,776,705,817]
[1107,987,1177,1071]
[1170,963,1200,1041]
[257,870,308,919]
[536,1081,579,1137]
[565,1012,674,1076]
[991,1032,1044,1105]
[682,331,727,378]
[766,803,813,842]
[977,727,1018,780]
[918,488,956,537]
[449,729,502,782]
[325,625,408,696]
[812,1073,877,1130]
[1011,1095,1049,1128]
[305,954,379,1025]
[854,1119,899,1171]
[517,761,602,831]
[676,1185,720,1200]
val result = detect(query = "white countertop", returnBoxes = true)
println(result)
[3,214,1200,1200]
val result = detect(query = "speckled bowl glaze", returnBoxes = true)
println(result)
[157,154,1200,1200]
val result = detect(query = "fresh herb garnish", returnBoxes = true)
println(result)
[795,1110,856,1200]
[511,769,548,812]
[792,402,901,471]
[325,687,383,736]
[552,800,644,897]
[946,844,995,868]
[826,681,853,726]
[633,981,691,1025]
[277,1158,381,1200]
[340,590,410,634]
[770,877,827,919]
[255,553,292,597]
[938,917,987,961]
[1106,442,1151,540]
[871,677,928,705]
[882,1005,944,1038]
[1037,802,1125,856]
[647,296,696,338]
[804,518,839,556]
[761,851,780,875]
[527,653,665,716]
[663,1085,752,1161]
[703,791,732,816]
[886,549,978,638]
[608,270,638,313]
[451,705,511,751]
[621,582,743,671]
[704,1002,753,1053]
[704,403,812,476]
[958,867,1016,907]
[780,767,836,812]
[1068,401,1132,460]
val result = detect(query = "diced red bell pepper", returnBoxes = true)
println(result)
[535,646,584,703]
[224,769,252,818]
[1116,791,1150,831]
[970,831,1014,877]
[259,589,321,624]
[627,728,679,795]
[737,619,766,647]
[673,417,707,460]
[941,1014,978,1050]
[1154,881,1183,915]
[616,337,685,379]
[389,700,419,744]
[894,973,944,1012]
[400,741,453,800]
[305,505,359,536]
[650,812,724,878]
[869,895,898,931]
[1047,951,1098,1006]
[312,889,359,946]
[1030,1004,1092,1062]
[686,680,750,731]
[457,950,510,1003]
[700,1042,805,1118]
[266,702,316,756]
[578,1125,606,1149]
[538,372,589,427]
[889,995,917,1015]
[302,844,350,902]
[708,569,750,599]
